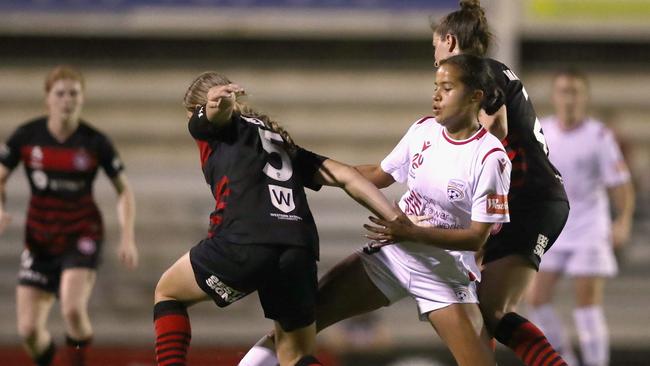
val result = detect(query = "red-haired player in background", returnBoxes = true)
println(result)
[0,65,138,366]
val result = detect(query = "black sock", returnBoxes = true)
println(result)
[34,341,56,366]
[295,355,323,366]
[65,335,92,366]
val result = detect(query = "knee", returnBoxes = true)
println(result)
[478,302,506,332]
[154,271,176,303]
[61,304,87,326]
[17,322,40,344]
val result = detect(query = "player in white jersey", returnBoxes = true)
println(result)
[239,55,510,366]
[528,69,635,366]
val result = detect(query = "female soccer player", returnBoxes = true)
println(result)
[430,2,571,365]
[528,69,635,366]
[239,54,511,366]
[152,72,400,366]
[0,65,138,366]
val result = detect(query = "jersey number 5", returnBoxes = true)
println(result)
[258,128,293,181]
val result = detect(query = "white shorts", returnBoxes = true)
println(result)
[539,240,618,277]
[357,247,478,321]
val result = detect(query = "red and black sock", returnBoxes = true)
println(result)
[65,335,92,366]
[295,355,323,366]
[495,312,568,366]
[154,300,191,366]
[34,341,56,366]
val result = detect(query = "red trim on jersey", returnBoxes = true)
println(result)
[208,176,231,238]
[415,116,435,125]
[28,206,99,221]
[26,217,97,234]
[30,194,94,209]
[481,148,506,164]
[443,128,488,145]
[21,146,97,172]
[195,140,213,167]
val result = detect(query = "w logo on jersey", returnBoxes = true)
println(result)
[268,184,295,213]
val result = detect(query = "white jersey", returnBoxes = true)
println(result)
[542,117,630,251]
[380,116,511,285]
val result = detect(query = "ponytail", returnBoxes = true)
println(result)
[432,0,492,56]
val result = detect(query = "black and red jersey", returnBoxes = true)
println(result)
[487,59,568,210]
[188,106,326,258]
[0,117,124,255]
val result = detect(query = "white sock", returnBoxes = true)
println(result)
[528,303,578,365]
[238,336,279,366]
[574,305,609,366]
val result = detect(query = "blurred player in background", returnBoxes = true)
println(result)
[431,2,572,365]
[0,65,138,366]
[152,72,399,366]
[239,54,511,366]
[528,69,635,366]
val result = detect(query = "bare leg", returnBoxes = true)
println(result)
[428,303,495,366]
[59,268,96,340]
[478,255,536,331]
[16,286,56,359]
[239,253,390,366]
[480,255,568,366]
[274,322,317,366]
[528,271,577,363]
[154,252,209,304]
[153,252,210,366]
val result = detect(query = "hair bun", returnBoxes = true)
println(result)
[460,0,483,12]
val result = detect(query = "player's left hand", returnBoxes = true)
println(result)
[364,204,415,245]
[118,239,139,270]
[612,218,631,250]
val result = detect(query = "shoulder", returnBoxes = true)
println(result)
[78,121,111,141]
[409,115,437,132]
[16,116,47,133]
[478,132,508,165]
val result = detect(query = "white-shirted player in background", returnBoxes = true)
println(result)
[239,54,510,366]
[528,69,635,366]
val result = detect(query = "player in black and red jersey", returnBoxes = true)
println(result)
[0,66,138,366]
[152,72,399,366]
[428,1,570,365]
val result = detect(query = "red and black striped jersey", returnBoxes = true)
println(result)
[188,107,326,258]
[487,59,567,210]
[0,117,124,255]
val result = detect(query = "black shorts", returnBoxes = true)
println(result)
[190,238,318,332]
[17,236,103,294]
[482,200,569,270]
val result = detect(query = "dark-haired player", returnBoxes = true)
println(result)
[430,1,570,365]
[0,65,138,366]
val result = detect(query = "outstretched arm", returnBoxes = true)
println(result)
[111,172,138,269]
[205,84,245,128]
[354,164,395,188]
[0,165,12,234]
[315,159,398,221]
